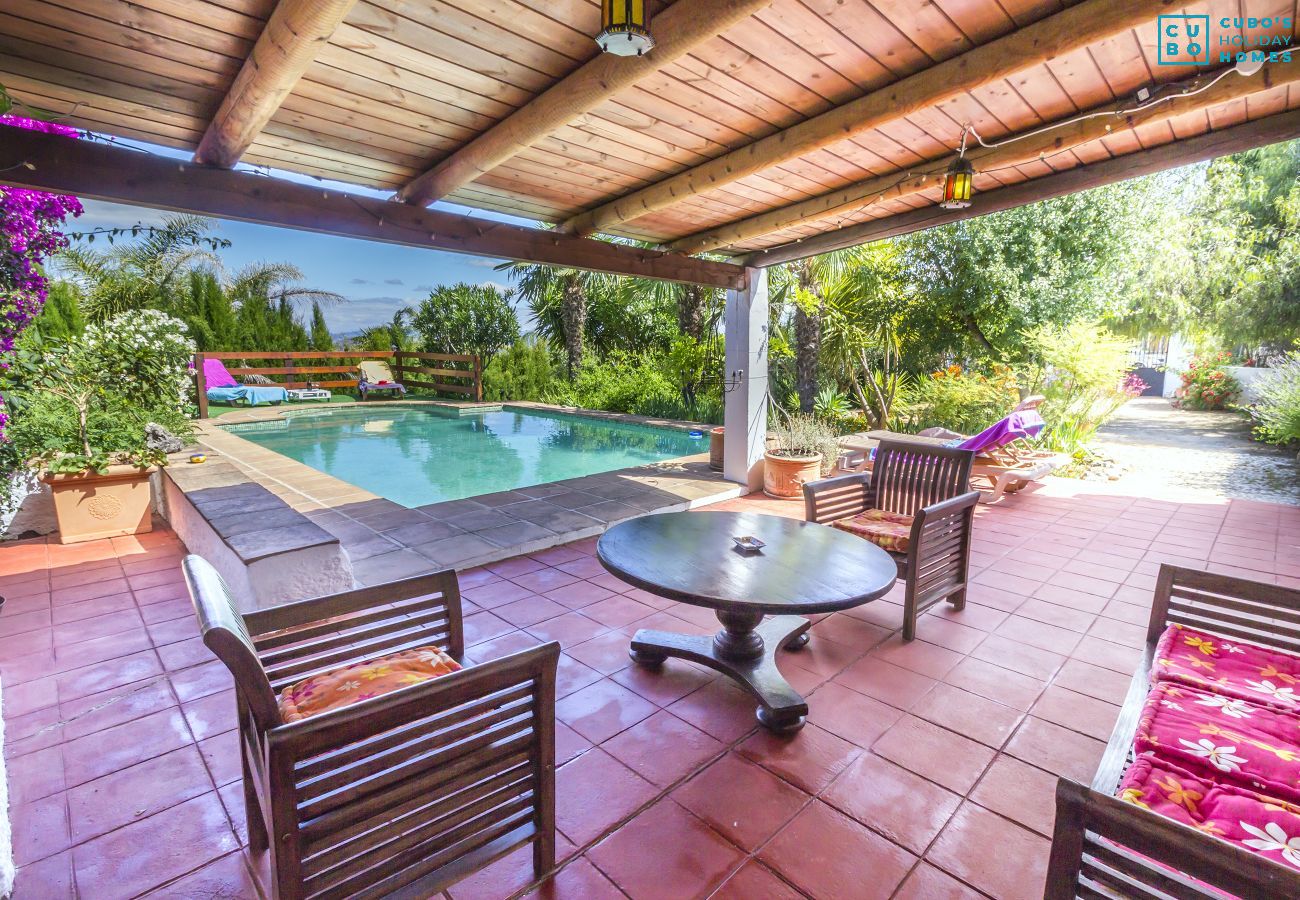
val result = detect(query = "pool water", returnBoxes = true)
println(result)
[223,405,706,508]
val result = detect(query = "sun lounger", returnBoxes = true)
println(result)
[202,358,288,407]
[358,359,406,400]
[840,414,1064,503]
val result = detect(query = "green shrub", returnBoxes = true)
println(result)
[904,364,1019,435]
[548,352,678,415]
[1177,352,1242,410]
[483,337,560,402]
[1252,354,1300,445]
[1028,322,1142,453]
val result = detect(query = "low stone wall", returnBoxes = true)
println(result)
[1224,366,1274,404]
[158,458,353,612]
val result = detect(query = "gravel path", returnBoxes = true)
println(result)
[1094,397,1298,504]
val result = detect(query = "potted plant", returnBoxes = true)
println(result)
[8,310,195,543]
[763,411,839,500]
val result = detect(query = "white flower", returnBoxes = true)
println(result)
[1241,821,1300,868]
[1221,643,1246,654]
[1160,699,1184,711]
[1245,680,1298,705]
[1194,694,1256,719]
[1179,738,1247,772]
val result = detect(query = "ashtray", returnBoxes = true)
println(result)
[732,535,765,553]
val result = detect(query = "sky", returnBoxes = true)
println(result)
[63,136,538,335]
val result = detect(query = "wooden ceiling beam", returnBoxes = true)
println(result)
[557,0,1180,238]
[2,126,745,290]
[395,0,775,208]
[739,107,1300,269]
[194,0,359,168]
[670,60,1300,255]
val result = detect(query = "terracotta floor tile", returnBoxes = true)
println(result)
[912,683,1025,749]
[738,723,861,795]
[710,861,804,900]
[555,748,658,846]
[970,633,1066,681]
[1005,715,1107,783]
[943,657,1046,712]
[522,856,623,900]
[10,792,71,867]
[494,595,569,628]
[180,689,239,742]
[167,660,233,704]
[544,581,616,611]
[610,658,714,707]
[778,630,871,678]
[61,706,194,787]
[928,802,1050,900]
[672,752,808,852]
[7,745,65,806]
[138,852,258,898]
[823,752,961,853]
[1030,684,1120,742]
[1070,635,1144,674]
[588,799,743,900]
[509,567,582,594]
[463,611,516,647]
[805,681,902,749]
[872,636,965,679]
[667,679,759,743]
[54,649,162,702]
[564,631,634,675]
[895,862,988,899]
[1052,658,1134,705]
[602,710,723,788]
[872,716,996,795]
[969,755,1060,837]
[992,616,1083,656]
[71,792,239,900]
[554,654,605,700]
[555,678,657,742]
[485,555,546,579]
[580,594,657,629]
[12,851,75,899]
[67,745,212,842]
[760,800,915,900]
[445,836,570,900]
[525,611,610,649]
[461,630,544,666]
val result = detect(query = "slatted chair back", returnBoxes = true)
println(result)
[869,439,975,517]
[1151,564,1300,652]
[183,555,282,732]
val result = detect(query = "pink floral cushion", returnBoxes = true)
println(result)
[1153,623,1300,713]
[831,508,913,553]
[1135,681,1300,805]
[1118,755,1300,872]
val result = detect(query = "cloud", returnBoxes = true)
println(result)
[73,199,178,231]
[467,256,508,269]
[385,278,404,285]
[319,295,410,332]
[349,277,371,285]
[415,284,435,292]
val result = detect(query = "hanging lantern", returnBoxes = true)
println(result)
[940,156,974,209]
[597,0,655,56]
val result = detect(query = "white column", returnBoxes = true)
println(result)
[723,267,769,492]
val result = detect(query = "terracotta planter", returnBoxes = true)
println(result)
[42,464,158,544]
[709,426,725,471]
[762,451,821,500]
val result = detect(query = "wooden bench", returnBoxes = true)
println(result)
[1045,565,1300,898]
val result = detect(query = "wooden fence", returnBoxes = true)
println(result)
[194,350,482,418]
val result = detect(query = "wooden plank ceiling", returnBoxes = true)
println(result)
[2,0,1298,264]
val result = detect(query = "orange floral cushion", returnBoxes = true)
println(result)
[278,646,461,723]
[831,508,914,553]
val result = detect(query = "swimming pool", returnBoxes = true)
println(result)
[222,405,706,508]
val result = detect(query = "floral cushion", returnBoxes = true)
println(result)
[278,646,461,723]
[1118,754,1300,872]
[1135,681,1300,805]
[831,508,914,553]
[1153,623,1300,713]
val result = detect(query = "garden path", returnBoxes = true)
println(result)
[1095,397,1298,505]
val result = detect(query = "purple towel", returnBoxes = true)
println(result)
[202,357,238,388]
[957,410,1046,454]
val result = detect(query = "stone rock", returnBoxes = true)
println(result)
[144,422,184,454]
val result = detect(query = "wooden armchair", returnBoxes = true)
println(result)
[803,439,978,641]
[183,555,560,900]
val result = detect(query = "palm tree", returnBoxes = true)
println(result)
[57,214,221,321]
[499,261,614,379]
[225,261,344,309]
[772,248,863,412]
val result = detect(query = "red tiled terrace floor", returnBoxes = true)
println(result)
[3,482,1299,898]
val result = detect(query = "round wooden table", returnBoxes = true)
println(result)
[597,510,897,733]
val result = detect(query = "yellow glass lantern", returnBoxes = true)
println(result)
[940,155,974,210]
[598,0,655,56]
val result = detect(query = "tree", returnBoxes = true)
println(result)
[409,282,520,361]
[309,301,334,351]
[501,262,611,377]
[33,280,84,341]
[354,308,416,352]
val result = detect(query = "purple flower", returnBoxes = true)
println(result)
[0,115,83,441]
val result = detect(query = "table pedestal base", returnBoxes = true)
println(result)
[629,610,812,733]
